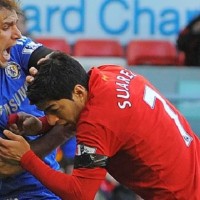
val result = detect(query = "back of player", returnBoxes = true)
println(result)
[78,65,200,199]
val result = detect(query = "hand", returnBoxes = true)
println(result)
[26,53,54,84]
[0,130,30,163]
[26,67,38,84]
[7,112,43,135]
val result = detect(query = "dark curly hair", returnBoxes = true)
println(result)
[27,51,89,105]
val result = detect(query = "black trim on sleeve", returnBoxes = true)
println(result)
[28,46,54,69]
[74,153,108,169]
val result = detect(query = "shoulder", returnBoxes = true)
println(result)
[10,36,43,70]
[12,36,42,55]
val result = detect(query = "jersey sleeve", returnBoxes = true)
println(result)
[72,120,122,179]
[21,150,106,200]
[10,36,42,72]
[77,114,123,155]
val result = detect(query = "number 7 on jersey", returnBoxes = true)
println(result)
[143,85,193,147]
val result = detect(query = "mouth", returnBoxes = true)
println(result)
[3,47,11,61]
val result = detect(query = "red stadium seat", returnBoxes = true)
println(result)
[35,37,71,54]
[73,39,124,57]
[126,40,178,66]
[176,51,185,66]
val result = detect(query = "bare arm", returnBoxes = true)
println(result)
[7,112,73,158]
[30,124,73,159]
[0,117,72,177]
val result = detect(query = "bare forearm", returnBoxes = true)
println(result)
[0,124,73,177]
[29,125,72,159]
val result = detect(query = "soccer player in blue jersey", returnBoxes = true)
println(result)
[0,0,68,199]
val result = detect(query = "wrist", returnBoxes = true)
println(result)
[38,116,53,133]
[7,113,19,126]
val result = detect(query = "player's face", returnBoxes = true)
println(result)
[37,85,88,131]
[0,8,21,68]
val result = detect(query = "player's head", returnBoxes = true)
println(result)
[27,51,89,127]
[0,0,22,68]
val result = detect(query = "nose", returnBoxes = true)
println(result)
[12,25,22,39]
[46,114,60,126]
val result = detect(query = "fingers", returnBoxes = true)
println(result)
[26,75,34,83]
[26,52,53,84]
[2,130,22,141]
[29,67,38,75]
[0,131,21,162]
[37,52,54,65]
[26,67,38,84]
[17,111,31,118]
[0,130,30,162]
[37,57,48,65]
[7,124,21,135]
[23,117,42,135]
[7,113,42,136]
[7,113,33,135]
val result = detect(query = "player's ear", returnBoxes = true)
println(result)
[72,85,87,103]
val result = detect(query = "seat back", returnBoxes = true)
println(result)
[73,39,124,57]
[35,37,71,54]
[126,40,178,66]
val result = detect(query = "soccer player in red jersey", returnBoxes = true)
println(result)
[0,51,200,200]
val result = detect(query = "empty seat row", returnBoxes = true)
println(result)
[127,40,182,66]
[36,38,71,54]
[35,37,185,66]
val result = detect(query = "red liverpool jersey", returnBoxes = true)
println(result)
[74,65,200,199]
[21,65,200,200]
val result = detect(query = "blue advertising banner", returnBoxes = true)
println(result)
[20,0,200,44]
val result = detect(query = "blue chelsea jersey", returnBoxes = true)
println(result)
[0,36,61,199]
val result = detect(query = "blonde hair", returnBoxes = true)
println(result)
[0,0,21,13]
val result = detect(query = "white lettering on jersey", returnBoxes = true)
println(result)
[1,83,28,116]
[116,69,136,109]
[22,41,42,54]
